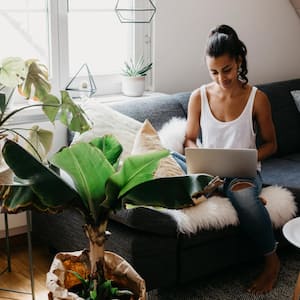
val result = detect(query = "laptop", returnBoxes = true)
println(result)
[185,148,258,178]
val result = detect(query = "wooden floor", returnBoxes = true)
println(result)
[0,235,52,300]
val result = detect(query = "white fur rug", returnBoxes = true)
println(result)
[157,117,297,234]
[159,185,297,235]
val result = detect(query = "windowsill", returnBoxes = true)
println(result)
[4,104,48,126]
[6,91,168,125]
[77,91,168,104]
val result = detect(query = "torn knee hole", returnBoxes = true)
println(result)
[230,182,254,191]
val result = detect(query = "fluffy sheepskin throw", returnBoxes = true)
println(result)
[158,185,297,234]
[158,117,187,154]
[156,117,297,234]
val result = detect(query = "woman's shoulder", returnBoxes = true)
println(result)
[253,85,269,103]
[190,87,201,100]
[253,86,271,113]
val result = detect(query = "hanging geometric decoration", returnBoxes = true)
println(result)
[115,0,156,23]
[65,63,97,98]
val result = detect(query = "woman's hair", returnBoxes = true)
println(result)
[206,24,248,85]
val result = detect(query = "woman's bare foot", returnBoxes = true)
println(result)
[247,252,280,294]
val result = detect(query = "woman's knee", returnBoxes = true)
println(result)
[230,181,254,191]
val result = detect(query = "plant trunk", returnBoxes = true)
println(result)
[83,220,108,277]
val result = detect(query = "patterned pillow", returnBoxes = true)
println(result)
[131,119,185,177]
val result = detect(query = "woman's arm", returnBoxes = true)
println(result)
[184,88,201,148]
[254,90,277,161]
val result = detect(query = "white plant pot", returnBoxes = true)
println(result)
[122,76,145,97]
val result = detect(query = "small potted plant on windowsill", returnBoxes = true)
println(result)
[121,57,152,97]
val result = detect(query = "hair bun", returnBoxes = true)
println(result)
[212,24,238,38]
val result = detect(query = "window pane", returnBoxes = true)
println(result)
[69,0,113,10]
[68,0,130,76]
[0,0,49,65]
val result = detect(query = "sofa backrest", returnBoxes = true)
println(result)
[109,78,300,157]
[256,78,300,157]
[109,94,189,130]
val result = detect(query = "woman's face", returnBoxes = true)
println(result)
[206,54,240,89]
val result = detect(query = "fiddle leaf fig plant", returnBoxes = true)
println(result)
[0,56,91,160]
[0,136,214,299]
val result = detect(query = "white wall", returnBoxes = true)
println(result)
[152,0,300,93]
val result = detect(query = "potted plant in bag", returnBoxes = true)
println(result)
[121,57,152,97]
[0,133,218,299]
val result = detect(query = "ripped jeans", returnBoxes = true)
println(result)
[171,152,277,256]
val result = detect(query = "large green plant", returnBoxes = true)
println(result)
[0,136,214,299]
[0,57,91,159]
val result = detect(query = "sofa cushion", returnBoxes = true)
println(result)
[257,79,300,156]
[261,157,300,203]
[109,207,179,237]
[109,95,187,130]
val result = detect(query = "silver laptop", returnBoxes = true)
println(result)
[185,148,258,178]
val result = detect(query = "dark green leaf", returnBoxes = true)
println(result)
[123,174,214,209]
[2,139,83,212]
[0,93,6,113]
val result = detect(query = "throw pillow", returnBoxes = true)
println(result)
[131,119,185,177]
[72,102,142,159]
[291,90,300,112]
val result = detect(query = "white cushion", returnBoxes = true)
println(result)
[72,102,142,159]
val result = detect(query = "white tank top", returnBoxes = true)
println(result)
[200,85,261,170]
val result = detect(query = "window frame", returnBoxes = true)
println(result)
[48,0,153,96]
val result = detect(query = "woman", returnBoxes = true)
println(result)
[185,24,279,294]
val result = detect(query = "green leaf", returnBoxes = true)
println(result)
[60,91,91,133]
[1,139,83,213]
[0,57,26,87]
[0,183,37,213]
[40,93,60,122]
[21,60,50,100]
[89,135,122,169]
[0,93,6,113]
[104,150,169,210]
[122,174,214,209]
[50,142,115,222]
[25,125,53,160]
[90,290,97,300]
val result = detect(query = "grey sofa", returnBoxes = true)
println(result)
[32,78,300,290]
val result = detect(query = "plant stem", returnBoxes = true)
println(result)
[84,220,108,277]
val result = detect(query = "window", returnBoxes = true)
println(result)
[0,0,152,96]
[0,1,49,64]
[52,0,153,95]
